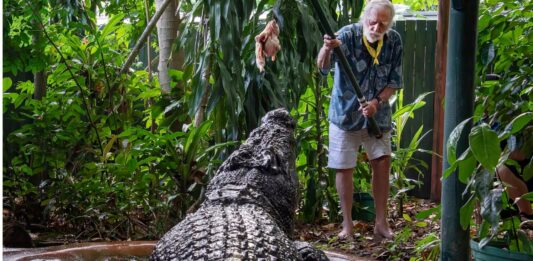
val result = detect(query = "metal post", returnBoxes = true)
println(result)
[440,0,479,260]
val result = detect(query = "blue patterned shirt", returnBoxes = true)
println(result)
[321,23,403,131]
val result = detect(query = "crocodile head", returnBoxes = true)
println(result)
[205,108,298,235]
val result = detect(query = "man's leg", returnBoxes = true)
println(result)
[328,123,360,239]
[370,155,392,239]
[336,168,354,238]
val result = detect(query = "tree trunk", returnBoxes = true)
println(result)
[32,4,47,100]
[33,71,47,100]
[155,0,183,94]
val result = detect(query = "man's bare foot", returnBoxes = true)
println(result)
[337,220,354,240]
[338,229,353,240]
[374,223,393,240]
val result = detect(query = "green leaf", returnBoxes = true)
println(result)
[474,169,494,198]
[13,93,28,109]
[498,112,533,141]
[137,88,161,100]
[21,165,33,176]
[392,98,426,119]
[126,158,137,172]
[521,192,533,201]
[517,230,533,254]
[403,213,412,222]
[460,194,476,230]
[477,14,490,32]
[442,145,476,180]
[415,205,441,219]
[469,124,500,172]
[457,149,476,184]
[477,220,489,240]
[482,189,503,237]
[184,121,212,165]
[167,69,184,81]
[3,77,13,92]
[103,135,118,160]
[137,156,160,167]
[446,118,471,165]
[118,128,136,138]
[101,14,125,38]
[415,221,428,227]
[443,160,459,179]
[524,160,533,182]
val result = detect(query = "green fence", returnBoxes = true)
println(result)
[394,14,438,199]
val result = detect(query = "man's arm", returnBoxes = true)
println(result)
[317,46,333,70]
[373,86,396,106]
[317,35,341,71]
[362,86,397,118]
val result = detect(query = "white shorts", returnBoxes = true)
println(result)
[327,123,392,169]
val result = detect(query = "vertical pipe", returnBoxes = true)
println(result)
[440,0,479,260]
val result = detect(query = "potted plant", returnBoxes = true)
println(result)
[445,113,533,260]
[444,1,533,259]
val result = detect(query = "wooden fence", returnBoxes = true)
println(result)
[394,14,438,199]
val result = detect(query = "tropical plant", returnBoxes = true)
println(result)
[390,90,433,217]
[443,0,532,254]
[475,0,532,124]
[2,0,233,238]
[411,205,441,261]
[3,72,234,237]
[295,73,334,222]
[446,114,532,253]
[175,0,326,143]
[412,232,440,261]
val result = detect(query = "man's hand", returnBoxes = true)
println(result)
[322,34,342,51]
[360,99,379,118]
[317,34,342,70]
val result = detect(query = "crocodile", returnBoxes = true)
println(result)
[150,108,328,260]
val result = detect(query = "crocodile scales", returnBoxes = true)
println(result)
[151,108,328,260]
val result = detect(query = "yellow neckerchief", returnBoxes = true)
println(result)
[363,36,383,65]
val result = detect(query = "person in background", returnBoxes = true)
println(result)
[498,130,533,220]
[316,0,402,240]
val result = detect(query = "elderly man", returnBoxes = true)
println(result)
[317,0,402,240]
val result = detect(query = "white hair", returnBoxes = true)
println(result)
[362,0,395,30]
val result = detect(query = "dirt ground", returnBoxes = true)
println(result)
[295,198,441,261]
[5,197,440,260]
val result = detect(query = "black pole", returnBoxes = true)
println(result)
[308,0,382,138]
[440,0,479,260]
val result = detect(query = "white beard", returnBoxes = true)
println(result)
[363,29,384,43]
